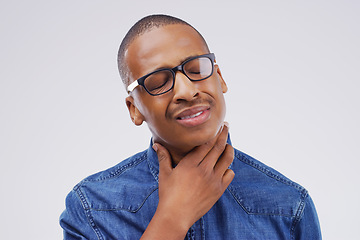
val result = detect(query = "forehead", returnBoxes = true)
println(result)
[125,24,209,81]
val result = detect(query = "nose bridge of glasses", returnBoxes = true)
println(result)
[172,64,191,82]
[172,64,184,74]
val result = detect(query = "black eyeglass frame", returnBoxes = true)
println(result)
[127,53,216,96]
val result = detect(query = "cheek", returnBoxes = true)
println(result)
[209,79,227,119]
[202,78,227,106]
[136,96,169,124]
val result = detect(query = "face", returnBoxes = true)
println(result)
[125,24,228,156]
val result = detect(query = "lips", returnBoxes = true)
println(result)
[174,106,211,127]
[175,106,208,119]
[179,111,204,120]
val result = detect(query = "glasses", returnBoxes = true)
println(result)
[127,53,216,96]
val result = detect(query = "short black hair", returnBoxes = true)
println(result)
[117,14,209,87]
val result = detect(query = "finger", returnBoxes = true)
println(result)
[153,143,173,179]
[214,144,234,176]
[198,123,229,168]
[222,169,235,187]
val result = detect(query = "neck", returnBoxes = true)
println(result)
[166,144,196,166]
[152,139,194,166]
[166,136,231,166]
[168,149,191,166]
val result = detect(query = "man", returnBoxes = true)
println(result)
[60,14,321,239]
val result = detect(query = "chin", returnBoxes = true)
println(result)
[184,125,221,147]
[151,120,224,151]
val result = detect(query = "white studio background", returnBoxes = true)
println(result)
[0,1,359,239]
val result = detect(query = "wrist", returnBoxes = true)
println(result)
[141,206,191,240]
[155,205,191,236]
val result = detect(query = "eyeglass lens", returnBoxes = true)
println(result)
[144,56,213,95]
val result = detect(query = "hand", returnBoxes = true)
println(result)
[141,123,234,239]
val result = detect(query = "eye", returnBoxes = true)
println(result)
[144,70,173,94]
[187,69,201,74]
[184,57,212,79]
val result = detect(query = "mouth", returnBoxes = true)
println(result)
[178,110,204,120]
[175,106,211,127]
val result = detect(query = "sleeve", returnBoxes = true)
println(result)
[292,194,322,240]
[59,190,99,240]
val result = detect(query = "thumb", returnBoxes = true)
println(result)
[153,143,172,179]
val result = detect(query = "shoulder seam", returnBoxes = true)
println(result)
[290,191,308,239]
[290,191,308,240]
[75,188,104,240]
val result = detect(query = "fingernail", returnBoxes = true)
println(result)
[152,144,158,152]
[224,121,229,128]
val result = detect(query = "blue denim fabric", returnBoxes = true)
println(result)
[60,139,321,240]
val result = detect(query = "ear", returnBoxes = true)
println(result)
[215,65,228,93]
[126,96,145,126]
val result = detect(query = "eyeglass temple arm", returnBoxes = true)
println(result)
[127,80,139,93]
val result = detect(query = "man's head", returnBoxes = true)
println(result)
[118,14,228,159]
[117,14,209,87]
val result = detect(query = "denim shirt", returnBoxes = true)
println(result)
[60,139,321,240]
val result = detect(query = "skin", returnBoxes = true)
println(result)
[124,24,235,239]
[125,24,228,164]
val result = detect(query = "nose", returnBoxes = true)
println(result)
[172,71,199,102]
